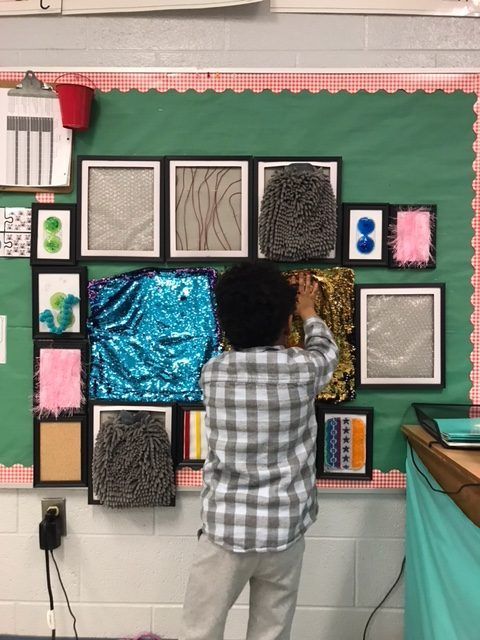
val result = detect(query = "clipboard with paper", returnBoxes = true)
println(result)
[0,71,72,190]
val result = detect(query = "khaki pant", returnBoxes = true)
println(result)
[180,533,305,640]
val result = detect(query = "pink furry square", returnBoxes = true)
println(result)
[393,209,432,267]
[36,348,82,417]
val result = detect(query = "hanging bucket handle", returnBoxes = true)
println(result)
[54,73,96,90]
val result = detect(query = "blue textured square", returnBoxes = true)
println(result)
[88,268,221,403]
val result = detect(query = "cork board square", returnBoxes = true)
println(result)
[34,417,87,487]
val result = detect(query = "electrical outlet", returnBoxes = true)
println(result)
[41,498,67,536]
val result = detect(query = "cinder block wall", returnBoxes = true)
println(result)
[0,489,405,638]
[2,3,475,637]
[1,2,480,68]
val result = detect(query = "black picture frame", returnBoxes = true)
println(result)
[342,203,389,267]
[388,204,437,269]
[30,203,77,266]
[77,155,164,262]
[34,414,88,488]
[253,156,343,264]
[88,401,177,505]
[355,283,446,389]
[176,402,207,470]
[165,156,253,263]
[316,404,373,481]
[33,339,89,417]
[32,266,88,339]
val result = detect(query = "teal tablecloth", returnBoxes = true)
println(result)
[405,451,480,640]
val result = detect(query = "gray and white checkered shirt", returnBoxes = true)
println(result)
[200,316,339,553]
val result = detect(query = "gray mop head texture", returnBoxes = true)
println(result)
[92,410,175,508]
[259,163,337,261]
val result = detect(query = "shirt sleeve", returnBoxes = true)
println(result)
[303,316,340,394]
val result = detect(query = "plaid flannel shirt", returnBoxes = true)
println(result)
[200,316,339,553]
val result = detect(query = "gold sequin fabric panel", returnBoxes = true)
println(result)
[286,268,355,403]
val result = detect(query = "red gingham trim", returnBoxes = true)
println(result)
[0,71,479,95]
[2,70,478,490]
[0,465,33,487]
[471,97,480,404]
[177,467,405,490]
[35,193,56,203]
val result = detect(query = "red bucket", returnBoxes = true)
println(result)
[55,74,95,131]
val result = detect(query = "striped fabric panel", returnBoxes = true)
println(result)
[184,410,207,460]
[325,416,366,472]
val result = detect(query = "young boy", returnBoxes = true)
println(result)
[180,263,339,640]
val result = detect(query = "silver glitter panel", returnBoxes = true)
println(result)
[87,167,155,251]
[366,294,435,379]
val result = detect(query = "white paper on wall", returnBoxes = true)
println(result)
[0,89,72,188]
[0,316,6,364]
[0,207,31,257]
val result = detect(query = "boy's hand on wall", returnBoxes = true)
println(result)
[290,273,318,321]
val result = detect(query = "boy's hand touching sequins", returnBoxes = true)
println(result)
[291,273,319,321]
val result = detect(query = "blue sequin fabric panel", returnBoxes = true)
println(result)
[88,268,221,403]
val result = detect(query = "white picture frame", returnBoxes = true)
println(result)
[356,284,445,388]
[88,402,175,504]
[32,267,88,339]
[166,156,252,261]
[77,156,162,261]
[255,156,342,262]
[342,203,388,267]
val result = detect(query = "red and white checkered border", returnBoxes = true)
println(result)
[2,69,479,489]
[0,465,404,490]
[0,70,479,95]
[0,465,33,488]
[177,467,406,490]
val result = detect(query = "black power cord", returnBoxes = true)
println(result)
[362,557,405,640]
[408,441,480,495]
[44,549,56,640]
[50,550,79,640]
[40,507,78,640]
[363,441,480,638]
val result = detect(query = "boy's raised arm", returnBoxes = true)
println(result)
[292,273,339,393]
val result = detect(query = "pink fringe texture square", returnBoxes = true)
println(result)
[35,348,83,417]
[392,209,433,267]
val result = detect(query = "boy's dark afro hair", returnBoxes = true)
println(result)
[215,262,297,350]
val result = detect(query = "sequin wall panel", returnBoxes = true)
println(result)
[88,268,221,403]
[287,268,355,403]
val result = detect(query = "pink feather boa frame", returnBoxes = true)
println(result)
[33,342,87,418]
[388,206,436,268]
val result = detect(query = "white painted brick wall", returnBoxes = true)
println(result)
[0,2,479,68]
[0,489,405,638]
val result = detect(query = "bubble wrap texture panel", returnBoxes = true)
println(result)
[87,167,155,252]
[366,294,435,379]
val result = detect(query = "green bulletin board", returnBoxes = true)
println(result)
[0,88,475,475]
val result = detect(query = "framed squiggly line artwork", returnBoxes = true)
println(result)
[166,156,252,261]
[316,404,373,480]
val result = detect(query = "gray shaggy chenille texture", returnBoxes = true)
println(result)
[259,163,337,261]
[92,410,175,508]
